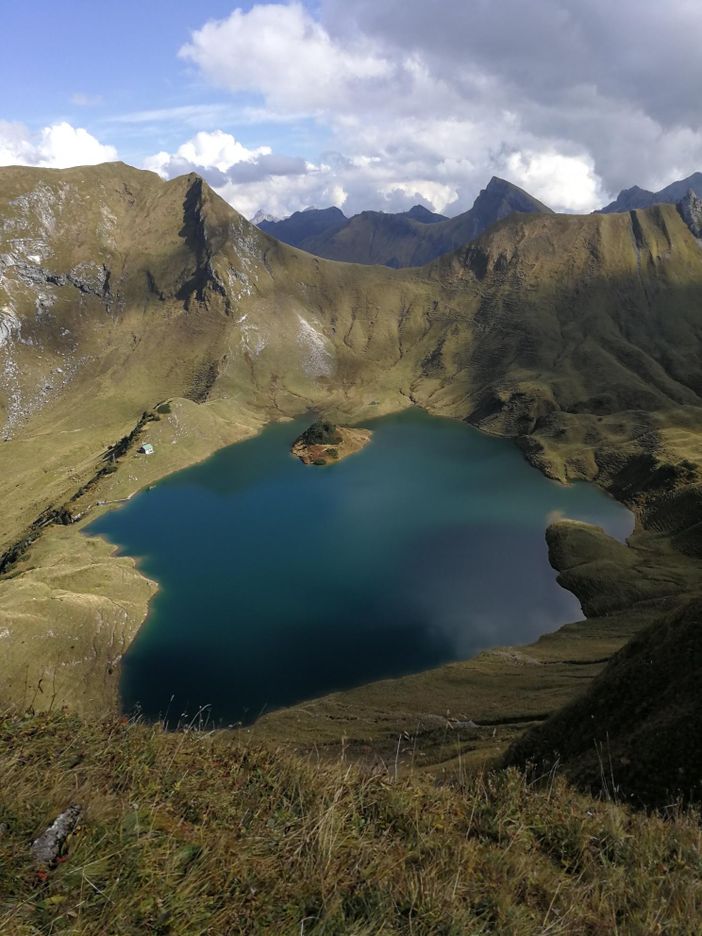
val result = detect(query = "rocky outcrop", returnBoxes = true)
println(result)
[31,805,82,871]
[677,189,702,238]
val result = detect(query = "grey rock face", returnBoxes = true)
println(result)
[677,189,702,239]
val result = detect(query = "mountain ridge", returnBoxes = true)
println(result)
[0,162,701,806]
[259,176,552,267]
[600,170,702,213]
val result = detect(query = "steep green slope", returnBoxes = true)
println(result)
[503,506,702,806]
[2,710,701,935]
[504,595,702,807]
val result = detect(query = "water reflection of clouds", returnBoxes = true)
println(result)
[103,410,628,724]
[397,521,583,660]
[423,600,582,660]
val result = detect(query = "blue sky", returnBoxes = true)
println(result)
[1,1,327,163]
[2,1,702,219]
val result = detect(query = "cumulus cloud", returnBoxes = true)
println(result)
[504,151,606,213]
[173,129,270,171]
[5,2,702,221]
[322,0,702,197]
[213,172,346,221]
[0,120,117,168]
[146,130,270,183]
[377,181,458,215]
[144,130,323,217]
[0,122,36,166]
[179,3,392,114]
[151,0,702,218]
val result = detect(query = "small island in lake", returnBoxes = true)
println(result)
[291,420,372,466]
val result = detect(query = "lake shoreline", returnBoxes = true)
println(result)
[2,397,663,766]
[86,408,633,730]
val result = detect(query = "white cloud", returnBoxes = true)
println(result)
[36,123,117,168]
[145,130,269,179]
[168,1,702,218]
[377,180,458,214]
[173,3,614,217]
[504,151,605,213]
[179,3,392,114]
[212,171,347,220]
[0,122,36,166]
[177,130,270,172]
[0,120,117,169]
[143,130,325,218]
[109,104,233,126]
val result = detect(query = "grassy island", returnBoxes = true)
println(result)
[291,420,372,466]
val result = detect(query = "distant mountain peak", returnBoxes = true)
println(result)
[251,209,280,225]
[485,176,513,191]
[405,204,448,224]
[472,177,554,217]
[599,172,702,213]
[256,178,551,266]
[256,205,348,246]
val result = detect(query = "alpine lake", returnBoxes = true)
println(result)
[88,409,633,726]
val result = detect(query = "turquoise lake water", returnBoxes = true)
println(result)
[87,409,633,726]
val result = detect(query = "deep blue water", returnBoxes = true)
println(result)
[87,409,633,726]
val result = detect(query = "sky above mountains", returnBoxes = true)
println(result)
[3,1,702,219]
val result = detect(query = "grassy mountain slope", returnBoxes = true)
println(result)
[261,177,551,267]
[505,596,702,808]
[503,516,702,806]
[2,709,701,935]
[1,163,702,804]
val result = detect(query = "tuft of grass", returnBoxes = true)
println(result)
[1,711,700,934]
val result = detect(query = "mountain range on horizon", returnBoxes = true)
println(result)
[599,171,702,213]
[258,170,702,267]
[258,177,553,267]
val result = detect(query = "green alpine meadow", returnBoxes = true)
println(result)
[2,2,702,932]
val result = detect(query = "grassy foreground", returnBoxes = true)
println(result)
[1,710,701,935]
